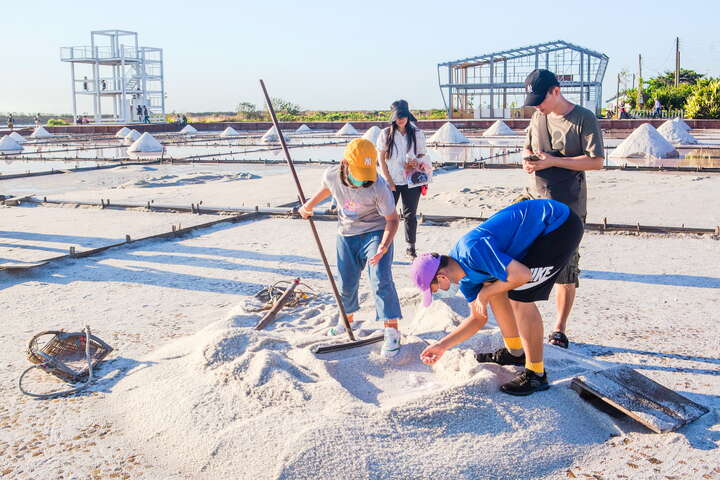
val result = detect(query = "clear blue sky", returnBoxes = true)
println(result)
[3,0,719,114]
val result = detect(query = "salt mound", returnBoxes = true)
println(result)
[127,132,164,153]
[109,300,614,479]
[115,127,131,138]
[657,118,698,145]
[180,124,198,135]
[261,126,287,143]
[123,129,141,144]
[117,172,260,188]
[30,126,53,138]
[428,122,470,144]
[362,125,382,144]
[610,123,679,159]
[0,135,23,151]
[8,131,26,144]
[295,124,312,133]
[220,126,240,138]
[482,120,517,137]
[335,123,358,136]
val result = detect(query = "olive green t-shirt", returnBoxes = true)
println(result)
[524,105,604,218]
[525,104,604,161]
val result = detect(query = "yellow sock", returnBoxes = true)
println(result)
[503,337,523,356]
[526,360,544,375]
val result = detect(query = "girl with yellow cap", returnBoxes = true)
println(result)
[299,138,403,358]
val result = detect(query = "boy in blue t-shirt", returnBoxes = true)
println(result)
[411,199,583,395]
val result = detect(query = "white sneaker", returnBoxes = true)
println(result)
[327,319,352,337]
[380,327,401,358]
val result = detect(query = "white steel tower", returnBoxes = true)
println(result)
[60,30,165,124]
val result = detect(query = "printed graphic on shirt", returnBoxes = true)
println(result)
[512,265,558,291]
[341,199,361,218]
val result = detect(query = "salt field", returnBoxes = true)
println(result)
[3,7,720,478]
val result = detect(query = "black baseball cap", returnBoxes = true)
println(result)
[523,69,560,107]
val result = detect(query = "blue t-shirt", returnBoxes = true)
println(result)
[448,199,570,302]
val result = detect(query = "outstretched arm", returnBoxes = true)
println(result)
[298,187,331,218]
[368,212,400,266]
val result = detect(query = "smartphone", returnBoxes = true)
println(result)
[525,154,541,161]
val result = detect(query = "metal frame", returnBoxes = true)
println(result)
[438,40,609,118]
[60,30,165,124]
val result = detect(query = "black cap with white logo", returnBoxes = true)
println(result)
[523,69,560,107]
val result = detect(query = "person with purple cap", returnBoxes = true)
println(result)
[520,69,604,350]
[412,199,583,395]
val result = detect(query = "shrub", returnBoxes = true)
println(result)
[685,80,720,119]
[47,118,69,126]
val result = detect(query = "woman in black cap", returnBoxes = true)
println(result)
[377,100,427,259]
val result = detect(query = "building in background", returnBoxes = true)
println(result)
[438,40,608,119]
[61,30,165,124]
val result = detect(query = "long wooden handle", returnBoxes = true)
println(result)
[258,80,355,341]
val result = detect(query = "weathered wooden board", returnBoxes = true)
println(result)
[0,261,49,271]
[570,365,709,433]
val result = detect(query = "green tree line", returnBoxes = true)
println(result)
[623,69,720,118]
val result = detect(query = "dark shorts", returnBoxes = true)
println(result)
[508,211,584,303]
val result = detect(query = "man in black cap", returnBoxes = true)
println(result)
[520,69,604,349]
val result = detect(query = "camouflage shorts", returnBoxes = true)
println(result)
[555,249,580,286]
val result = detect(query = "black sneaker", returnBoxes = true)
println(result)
[500,369,550,396]
[406,246,417,259]
[475,347,525,366]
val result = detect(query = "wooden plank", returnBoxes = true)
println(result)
[571,366,709,433]
[0,261,49,271]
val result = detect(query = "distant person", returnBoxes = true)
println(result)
[621,103,632,119]
[182,114,187,126]
[83,76,88,91]
[298,138,403,358]
[520,69,604,349]
[414,199,584,395]
[377,100,427,260]
[142,105,150,123]
[101,80,107,91]
[34,114,40,127]
[136,105,143,122]
[653,98,662,118]
[7,113,14,130]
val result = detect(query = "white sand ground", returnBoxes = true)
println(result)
[1,212,718,479]
[1,205,224,264]
[3,163,719,227]
[0,158,719,479]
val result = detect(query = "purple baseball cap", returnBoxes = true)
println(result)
[410,253,441,307]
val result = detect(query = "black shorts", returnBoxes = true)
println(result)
[508,211,584,303]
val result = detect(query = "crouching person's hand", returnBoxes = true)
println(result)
[420,342,447,365]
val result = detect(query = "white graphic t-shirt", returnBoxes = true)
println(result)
[321,165,396,236]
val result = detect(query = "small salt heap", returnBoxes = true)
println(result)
[610,123,679,159]
[335,123,359,136]
[657,118,697,145]
[124,129,141,144]
[362,126,382,144]
[0,135,23,151]
[127,132,164,153]
[115,127,131,138]
[180,125,198,135]
[261,126,289,143]
[428,122,470,144]
[8,131,26,144]
[295,124,312,133]
[30,126,53,138]
[482,120,517,137]
[220,127,240,138]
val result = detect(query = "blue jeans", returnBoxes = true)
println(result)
[336,230,402,322]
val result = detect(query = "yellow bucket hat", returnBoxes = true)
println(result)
[344,138,377,182]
